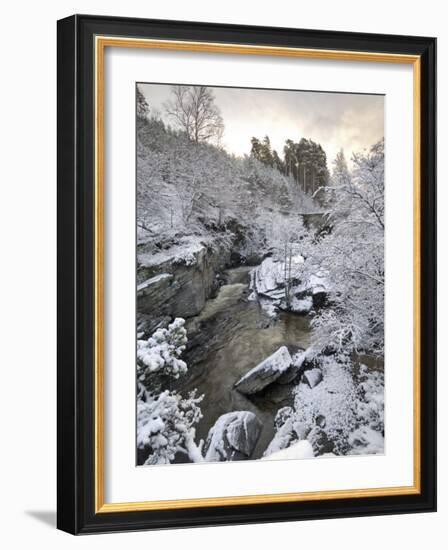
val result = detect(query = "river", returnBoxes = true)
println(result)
[174,265,312,460]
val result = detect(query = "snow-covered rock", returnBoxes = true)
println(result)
[234,346,292,395]
[250,257,328,315]
[250,257,286,297]
[204,411,262,461]
[308,273,329,308]
[302,368,323,388]
[261,440,314,461]
[251,256,304,296]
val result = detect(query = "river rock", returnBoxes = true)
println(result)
[302,368,323,388]
[276,364,301,384]
[234,346,293,395]
[204,411,262,461]
[277,348,314,384]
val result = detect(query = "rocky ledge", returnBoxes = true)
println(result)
[137,236,231,334]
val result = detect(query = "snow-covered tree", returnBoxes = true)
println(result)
[137,318,206,464]
[137,389,203,465]
[137,318,188,388]
[310,140,385,354]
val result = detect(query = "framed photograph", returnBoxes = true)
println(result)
[57,14,436,534]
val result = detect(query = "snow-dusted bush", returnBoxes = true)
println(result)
[137,389,203,465]
[137,319,206,465]
[137,318,188,388]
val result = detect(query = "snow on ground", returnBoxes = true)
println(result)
[293,357,357,454]
[261,440,314,461]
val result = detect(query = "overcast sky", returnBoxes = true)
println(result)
[139,83,384,166]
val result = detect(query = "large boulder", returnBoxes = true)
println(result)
[204,411,262,461]
[276,348,312,384]
[250,256,304,299]
[234,346,292,395]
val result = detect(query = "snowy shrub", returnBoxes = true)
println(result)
[137,318,188,388]
[137,319,206,465]
[137,389,203,465]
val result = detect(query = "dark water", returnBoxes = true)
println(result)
[176,266,311,459]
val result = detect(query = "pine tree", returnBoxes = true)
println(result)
[136,86,150,120]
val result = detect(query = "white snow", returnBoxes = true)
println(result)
[137,317,188,379]
[261,440,314,461]
[289,295,313,313]
[348,426,384,455]
[139,235,212,269]
[308,272,329,291]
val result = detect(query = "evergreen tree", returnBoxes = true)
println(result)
[259,136,274,167]
[137,86,150,120]
[250,137,263,161]
[272,149,284,173]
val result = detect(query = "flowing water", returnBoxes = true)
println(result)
[176,265,312,459]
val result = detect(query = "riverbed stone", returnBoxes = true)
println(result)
[234,346,293,395]
[204,411,262,461]
[302,368,323,388]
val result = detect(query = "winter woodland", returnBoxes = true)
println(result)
[136,84,385,465]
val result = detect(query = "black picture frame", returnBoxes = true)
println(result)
[57,14,436,534]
